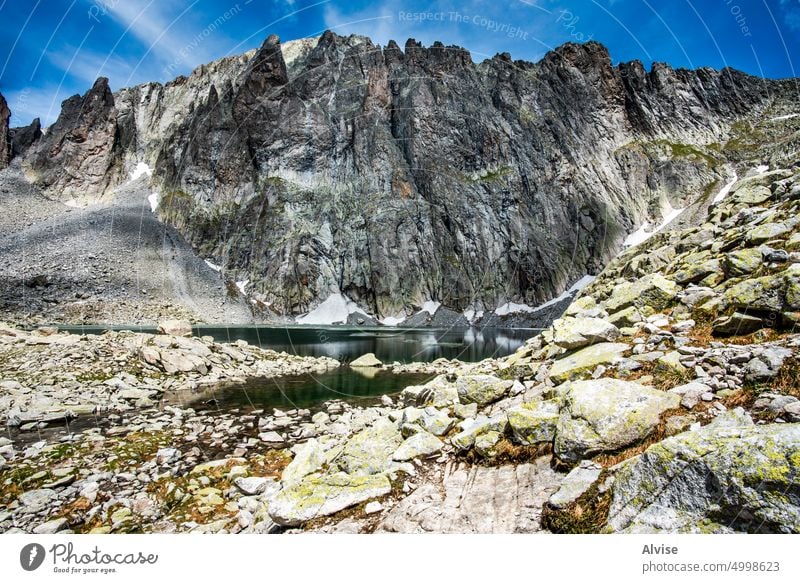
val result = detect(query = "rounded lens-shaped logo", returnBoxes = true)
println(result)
[20,543,46,571]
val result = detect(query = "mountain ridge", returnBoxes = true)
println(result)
[1,32,798,326]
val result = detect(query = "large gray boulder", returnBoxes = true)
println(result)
[455,375,513,406]
[548,343,630,383]
[269,472,391,526]
[607,410,800,533]
[549,317,620,349]
[336,417,402,475]
[554,379,680,463]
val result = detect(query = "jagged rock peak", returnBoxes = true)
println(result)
[24,76,120,200]
[10,117,42,158]
[0,92,10,169]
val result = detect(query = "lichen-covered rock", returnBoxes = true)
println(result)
[713,311,765,336]
[607,410,800,533]
[392,431,443,461]
[269,472,391,526]
[554,379,680,463]
[548,342,630,383]
[506,400,560,445]
[746,222,791,245]
[604,274,679,313]
[455,375,513,406]
[282,438,326,485]
[400,375,459,407]
[671,253,721,285]
[607,306,644,327]
[336,417,402,475]
[725,248,762,276]
[547,460,603,510]
[550,316,620,349]
[655,351,687,375]
[450,414,509,450]
[722,273,786,312]
[474,431,503,457]
[418,407,455,436]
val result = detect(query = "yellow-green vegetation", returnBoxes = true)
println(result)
[462,437,552,466]
[772,357,800,397]
[104,431,173,471]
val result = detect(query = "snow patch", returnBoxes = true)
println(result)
[64,199,80,208]
[147,192,160,212]
[495,275,596,317]
[297,293,367,325]
[463,308,484,323]
[756,165,769,174]
[712,173,738,204]
[205,260,222,272]
[129,162,152,182]
[567,274,596,294]
[421,301,441,315]
[380,316,406,327]
[495,302,534,316]
[624,203,685,248]
[236,280,249,295]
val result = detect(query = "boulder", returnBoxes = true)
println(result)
[157,319,193,337]
[547,461,603,510]
[336,418,402,475]
[724,248,762,276]
[350,353,382,368]
[550,317,620,349]
[392,431,443,461]
[554,379,680,463]
[269,472,391,526]
[400,375,459,407]
[722,273,785,312]
[713,312,765,336]
[607,410,800,533]
[455,375,513,406]
[451,414,508,450]
[281,439,325,485]
[548,342,630,383]
[159,349,208,374]
[746,222,791,245]
[506,400,560,445]
[474,430,503,457]
[604,274,679,313]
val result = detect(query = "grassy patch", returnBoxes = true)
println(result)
[771,357,800,398]
[541,475,612,534]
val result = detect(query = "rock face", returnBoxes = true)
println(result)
[23,77,121,202]
[378,458,563,533]
[607,410,800,533]
[0,92,10,169]
[10,33,794,320]
[9,118,42,158]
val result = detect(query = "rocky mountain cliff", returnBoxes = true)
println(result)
[3,33,800,324]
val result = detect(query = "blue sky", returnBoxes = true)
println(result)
[1,0,799,126]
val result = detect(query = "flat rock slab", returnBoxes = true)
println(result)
[377,458,563,533]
